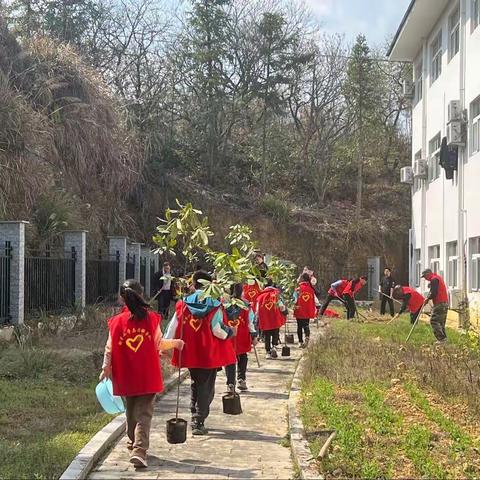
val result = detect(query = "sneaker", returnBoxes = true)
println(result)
[126,441,133,451]
[226,383,235,394]
[304,336,310,346]
[192,423,208,436]
[238,379,248,391]
[270,348,278,359]
[130,454,148,468]
[300,342,306,349]
[265,352,273,360]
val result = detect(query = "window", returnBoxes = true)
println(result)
[431,32,442,83]
[414,61,423,104]
[471,96,480,155]
[473,0,480,31]
[429,245,441,274]
[428,134,441,182]
[447,241,458,288]
[415,249,422,287]
[414,150,423,191]
[470,237,480,291]
[449,6,460,60]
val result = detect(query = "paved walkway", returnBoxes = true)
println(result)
[90,322,304,479]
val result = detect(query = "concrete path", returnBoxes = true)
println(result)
[89,324,304,480]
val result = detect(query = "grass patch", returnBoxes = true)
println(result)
[300,319,480,478]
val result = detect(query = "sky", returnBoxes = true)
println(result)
[302,0,411,47]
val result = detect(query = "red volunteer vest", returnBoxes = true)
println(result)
[294,282,317,319]
[328,279,348,297]
[256,288,286,331]
[171,301,236,369]
[224,306,252,355]
[108,309,164,397]
[429,273,449,305]
[343,279,364,298]
[402,286,425,313]
[243,282,262,304]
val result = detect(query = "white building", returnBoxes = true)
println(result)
[389,0,480,310]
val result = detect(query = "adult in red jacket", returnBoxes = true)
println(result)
[319,278,349,316]
[224,283,258,392]
[164,271,237,436]
[100,279,183,468]
[256,279,287,359]
[294,273,317,347]
[421,269,449,342]
[392,285,426,324]
[342,276,367,320]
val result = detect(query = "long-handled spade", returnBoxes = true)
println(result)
[222,331,242,415]
[166,316,187,444]
[405,301,429,343]
[281,321,291,357]
[285,318,295,345]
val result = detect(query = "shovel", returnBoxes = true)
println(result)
[405,301,428,343]
[281,322,291,357]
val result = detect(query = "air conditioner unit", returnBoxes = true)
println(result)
[449,289,463,309]
[402,79,414,99]
[448,100,462,122]
[400,166,414,184]
[413,159,428,178]
[447,120,465,146]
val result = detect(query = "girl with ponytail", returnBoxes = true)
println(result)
[100,279,184,468]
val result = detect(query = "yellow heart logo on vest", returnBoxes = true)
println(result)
[228,318,240,328]
[248,290,256,299]
[126,334,144,352]
[189,317,202,332]
[264,301,274,311]
[301,293,311,302]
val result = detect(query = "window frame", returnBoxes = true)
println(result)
[449,6,460,60]
[431,31,443,84]
[414,60,423,104]
[446,241,458,288]
[472,0,480,32]
[428,244,441,274]
[428,134,441,183]
[470,237,480,291]
[471,96,480,156]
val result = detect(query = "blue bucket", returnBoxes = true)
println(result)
[95,379,125,414]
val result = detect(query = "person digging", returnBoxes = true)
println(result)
[392,285,426,325]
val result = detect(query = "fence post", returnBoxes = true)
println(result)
[0,221,28,325]
[129,242,142,281]
[108,236,127,290]
[64,231,87,309]
[141,247,151,296]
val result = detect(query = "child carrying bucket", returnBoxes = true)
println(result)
[224,283,258,393]
[100,279,184,468]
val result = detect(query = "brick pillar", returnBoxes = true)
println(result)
[129,243,142,281]
[0,221,28,325]
[63,231,87,308]
[141,247,151,296]
[108,236,127,290]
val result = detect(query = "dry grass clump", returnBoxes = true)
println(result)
[0,16,142,242]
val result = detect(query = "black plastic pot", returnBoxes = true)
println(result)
[166,417,187,444]
[281,345,291,357]
[285,333,295,344]
[222,392,242,415]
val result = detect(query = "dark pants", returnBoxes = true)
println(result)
[430,303,448,341]
[410,309,421,325]
[380,295,394,316]
[296,319,310,343]
[319,295,335,315]
[343,295,356,319]
[157,290,172,317]
[225,353,248,385]
[125,394,156,456]
[264,328,280,352]
[189,368,217,425]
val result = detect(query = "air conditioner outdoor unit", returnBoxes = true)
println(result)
[402,79,414,99]
[447,120,464,146]
[413,159,428,178]
[448,100,462,122]
[400,166,414,184]
[449,289,463,309]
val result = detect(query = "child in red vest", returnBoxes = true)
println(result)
[294,273,317,347]
[164,270,237,436]
[256,278,287,359]
[100,279,184,468]
[224,283,258,393]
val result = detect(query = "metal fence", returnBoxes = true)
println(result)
[140,256,146,288]
[86,251,120,304]
[126,253,135,279]
[24,247,76,314]
[0,241,12,325]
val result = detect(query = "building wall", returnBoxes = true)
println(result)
[410,0,480,305]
